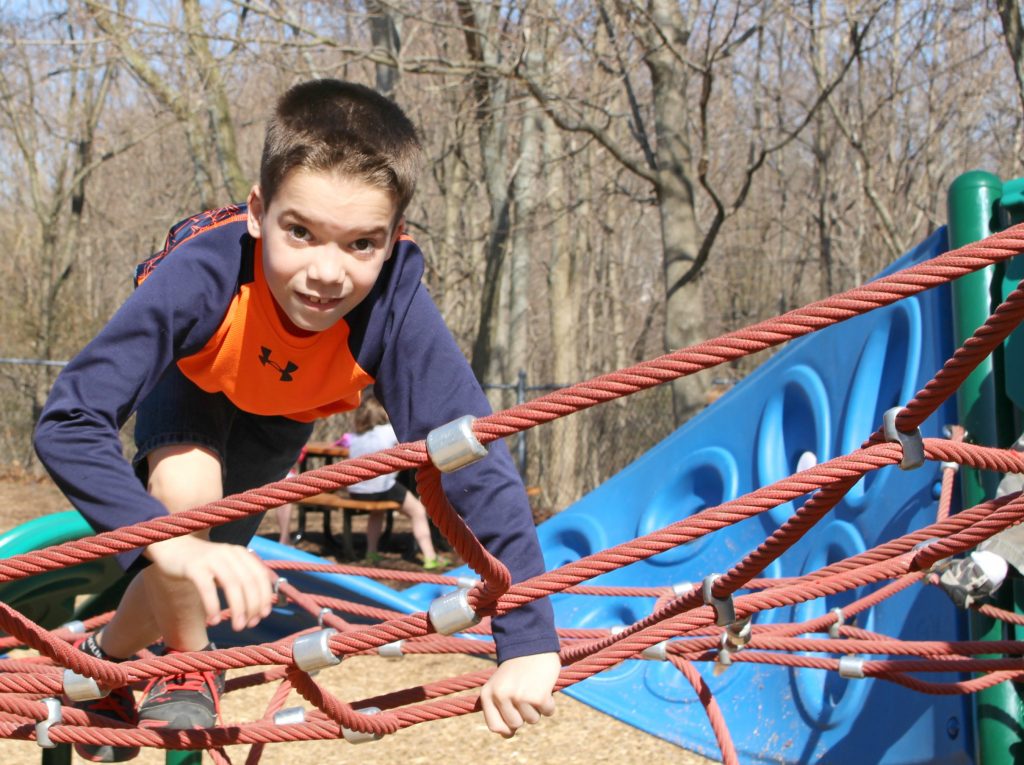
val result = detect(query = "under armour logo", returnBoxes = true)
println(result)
[258,346,299,382]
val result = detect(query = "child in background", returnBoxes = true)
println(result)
[346,396,446,568]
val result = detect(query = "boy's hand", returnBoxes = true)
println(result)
[144,534,274,631]
[480,652,560,737]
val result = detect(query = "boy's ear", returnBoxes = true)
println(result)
[246,185,264,239]
[386,217,405,260]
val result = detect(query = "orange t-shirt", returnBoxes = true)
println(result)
[176,240,374,422]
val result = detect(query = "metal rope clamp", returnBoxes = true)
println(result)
[828,607,845,639]
[378,640,405,659]
[883,407,925,470]
[342,706,383,744]
[610,625,666,661]
[671,581,695,597]
[713,633,736,677]
[702,574,736,626]
[641,640,669,661]
[273,577,289,607]
[62,669,108,702]
[293,628,342,672]
[724,616,752,649]
[426,415,488,473]
[838,655,866,679]
[59,620,86,635]
[429,588,481,635]
[713,617,752,676]
[273,706,306,726]
[912,537,945,574]
[35,697,62,749]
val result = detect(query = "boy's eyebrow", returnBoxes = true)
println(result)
[281,208,390,237]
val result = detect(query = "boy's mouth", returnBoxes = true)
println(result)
[296,292,342,308]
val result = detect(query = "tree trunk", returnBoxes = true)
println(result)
[997,0,1024,122]
[544,117,581,511]
[457,1,513,384]
[645,0,707,426]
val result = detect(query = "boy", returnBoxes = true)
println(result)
[34,79,560,761]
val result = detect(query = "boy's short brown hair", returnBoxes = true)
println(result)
[260,79,423,218]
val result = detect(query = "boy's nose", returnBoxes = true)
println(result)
[307,247,345,284]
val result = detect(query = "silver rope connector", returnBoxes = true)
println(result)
[671,581,695,597]
[641,641,669,661]
[838,655,866,679]
[428,588,481,635]
[342,707,383,744]
[34,697,62,748]
[912,537,945,574]
[426,415,488,472]
[702,574,736,626]
[273,706,306,726]
[62,669,108,702]
[883,407,925,470]
[378,640,405,659]
[713,617,752,676]
[828,607,845,639]
[273,577,289,607]
[293,628,342,672]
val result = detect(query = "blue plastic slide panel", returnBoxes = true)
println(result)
[211,536,422,648]
[401,228,972,764]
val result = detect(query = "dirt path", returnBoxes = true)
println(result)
[0,471,718,764]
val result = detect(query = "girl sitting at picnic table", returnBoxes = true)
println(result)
[347,395,447,569]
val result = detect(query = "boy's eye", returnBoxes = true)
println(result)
[289,225,311,241]
[352,238,374,252]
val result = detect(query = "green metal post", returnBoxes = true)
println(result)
[41,744,72,765]
[947,170,1024,765]
[165,750,203,764]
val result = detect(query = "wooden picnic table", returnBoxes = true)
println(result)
[293,440,398,559]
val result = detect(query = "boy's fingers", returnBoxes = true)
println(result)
[235,551,273,626]
[217,554,259,630]
[480,696,512,738]
[192,572,223,626]
[515,701,542,726]
[494,697,524,737]
[537,695,556,717]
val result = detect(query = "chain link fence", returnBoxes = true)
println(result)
[0,359,65,471]
[1,359,680,516]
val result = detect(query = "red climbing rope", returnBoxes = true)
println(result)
[3,223,1024,763]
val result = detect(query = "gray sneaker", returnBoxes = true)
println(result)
[69,636,140,762]
[137,654,224,730]
[937,555,1003,608]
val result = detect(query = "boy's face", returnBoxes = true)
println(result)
[246,169,401,333]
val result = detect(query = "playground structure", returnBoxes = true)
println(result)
[1,170,1024,764]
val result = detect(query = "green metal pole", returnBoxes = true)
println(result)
[41,744,71,765]
[947,170,1023,765]
[165,750,203,764]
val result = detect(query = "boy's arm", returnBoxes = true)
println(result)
[33,232,238,568]
[373,284,560,662]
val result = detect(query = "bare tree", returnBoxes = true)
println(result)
[518,0,868,425]
[86,0,250,206]
[0,8,123,461]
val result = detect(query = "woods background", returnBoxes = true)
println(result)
[1,0,1023,513]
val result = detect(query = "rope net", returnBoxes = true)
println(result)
[5,225,1024,764]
